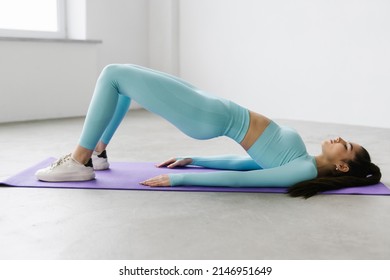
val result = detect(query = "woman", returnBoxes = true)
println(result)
[36,64,381,198]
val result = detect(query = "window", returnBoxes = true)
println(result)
[0,0,66,39]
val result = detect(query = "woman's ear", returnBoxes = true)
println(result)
[336,162,350,173]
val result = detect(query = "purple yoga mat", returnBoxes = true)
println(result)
[1,158,389,195]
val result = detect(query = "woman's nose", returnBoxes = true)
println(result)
[336,137,347,144]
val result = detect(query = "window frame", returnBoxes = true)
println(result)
[0,0,66,39]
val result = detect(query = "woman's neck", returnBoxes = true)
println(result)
[314,155,334,177]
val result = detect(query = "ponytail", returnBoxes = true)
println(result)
[288,147,382,199]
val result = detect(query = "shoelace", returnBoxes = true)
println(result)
[50,154,72,169]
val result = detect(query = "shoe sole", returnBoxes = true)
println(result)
[93,163,110,171]
[36,171,95,182]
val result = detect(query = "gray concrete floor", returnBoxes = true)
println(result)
[0,109,389,260]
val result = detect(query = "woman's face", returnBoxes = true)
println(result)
[321,137,361,169]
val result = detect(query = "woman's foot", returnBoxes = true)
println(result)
[92,150,110,170]
[35,154,95,182]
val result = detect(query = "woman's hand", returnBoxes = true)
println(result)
[140,158,192,187]
[140,174,171,187]
[156,157,193,168]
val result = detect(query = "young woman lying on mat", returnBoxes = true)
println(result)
[35,64,381,198]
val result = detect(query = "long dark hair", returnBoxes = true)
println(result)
[287,147,382,198]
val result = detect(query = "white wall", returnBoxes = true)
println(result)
[0,0,149,123]
[179,0,390,128]
[86,0,149,70]
[149,0,179,75]
[1,0,389,128]
[0,39,100,122]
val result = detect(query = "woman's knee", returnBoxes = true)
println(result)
[100,64,142,81]
[101,64,124,78]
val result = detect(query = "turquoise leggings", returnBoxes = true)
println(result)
[79,64,250,150]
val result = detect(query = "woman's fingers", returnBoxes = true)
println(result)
[156,158,176,168]
[140,174,171,187]
[167,161,181,168]
[157,157,193,169]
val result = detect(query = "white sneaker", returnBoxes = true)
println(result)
[92,150,110,170]
[35,154,95,182]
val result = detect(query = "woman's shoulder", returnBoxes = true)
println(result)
[292,155,318,179]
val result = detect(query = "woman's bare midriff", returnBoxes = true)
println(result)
[240,111,271,151]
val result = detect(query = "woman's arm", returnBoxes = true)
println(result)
[169,160,315,187]
[143,156,317,188]
[158,155,262,171]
